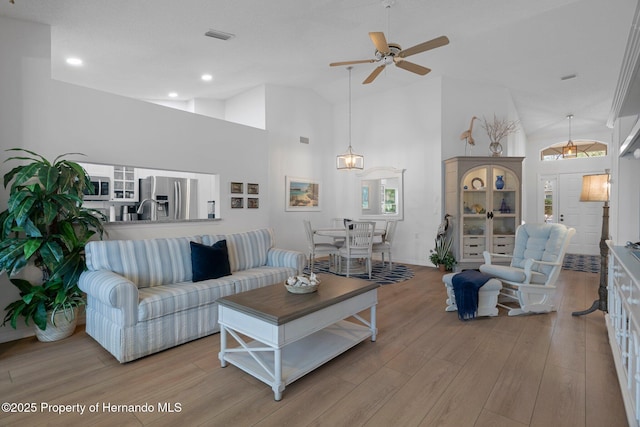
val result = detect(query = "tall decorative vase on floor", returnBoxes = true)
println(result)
[495,175,505,190]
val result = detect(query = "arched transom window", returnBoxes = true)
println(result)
[540,140,607,161]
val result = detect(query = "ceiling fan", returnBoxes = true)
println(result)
[330,32,449,84]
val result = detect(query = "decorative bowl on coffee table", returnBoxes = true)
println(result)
[285,273,320,294]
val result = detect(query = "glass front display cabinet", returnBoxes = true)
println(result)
[444,156,523,269]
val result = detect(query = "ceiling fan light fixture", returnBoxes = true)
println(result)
[329,31,448,84]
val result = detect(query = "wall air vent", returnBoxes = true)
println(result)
[204,29,235,41]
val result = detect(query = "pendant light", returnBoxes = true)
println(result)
[562,114,577,158]
[336,67,364,170]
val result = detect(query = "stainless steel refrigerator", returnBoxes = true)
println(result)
[138,176,198,221]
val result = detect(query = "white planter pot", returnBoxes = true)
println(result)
[34,308,78,342]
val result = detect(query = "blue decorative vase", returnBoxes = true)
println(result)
[495,175,505,190]
[500,198,508,213]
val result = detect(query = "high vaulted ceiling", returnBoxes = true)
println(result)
[1,0,637,141]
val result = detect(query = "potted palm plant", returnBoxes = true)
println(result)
[429,236,456,272]
[0,149,105,341]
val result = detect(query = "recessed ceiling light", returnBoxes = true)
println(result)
[65,57,83,66]
[168,92,178,98]
[201,74,213,82]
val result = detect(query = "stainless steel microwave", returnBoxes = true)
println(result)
[84,176,111,201]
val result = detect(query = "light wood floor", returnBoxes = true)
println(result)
[0,266,628,426]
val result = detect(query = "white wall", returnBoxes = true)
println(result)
[145,98,192,112]
[0,16,52,343]
[193,97,225,119]
[265,85,335,254]
[145,97,226,121]
[441,77,522,160]
[612,115,640,244]
[225,85,266,129]
[329,78,443,266]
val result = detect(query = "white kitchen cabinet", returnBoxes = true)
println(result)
[79,163,138,203]
[607,242,640,427]
[112,165,138,202]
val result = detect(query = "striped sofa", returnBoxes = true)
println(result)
[79,228,305,363]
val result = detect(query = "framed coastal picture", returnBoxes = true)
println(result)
[247,183,259,194]
[230,182,243,194]
[231,197,244,208]
[285,176,321,211]
[247,197,259,208]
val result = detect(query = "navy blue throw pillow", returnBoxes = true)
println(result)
[190,240,231,282]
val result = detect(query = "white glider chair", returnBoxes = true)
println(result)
[479,223,575,316]
[339,221,375,279]
[303,219,340,272]
[372,220,398,269]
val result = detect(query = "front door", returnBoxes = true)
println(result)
[558,172,603,255]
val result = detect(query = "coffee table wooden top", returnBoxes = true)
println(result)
[217,274,379,325]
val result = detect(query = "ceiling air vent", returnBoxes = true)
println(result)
[205,29,235,41]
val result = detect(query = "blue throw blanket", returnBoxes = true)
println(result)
[452,270,493,320]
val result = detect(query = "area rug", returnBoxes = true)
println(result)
[304,259,414,285]
[562,254,600,273]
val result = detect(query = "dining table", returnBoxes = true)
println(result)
[313,227,385,239]
[313,227,386,275]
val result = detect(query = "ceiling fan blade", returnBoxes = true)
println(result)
[369,32,390,55]
[398,35,449,58]
[395,59,431,75]
[363,65,386,84]
[329,59,375,67]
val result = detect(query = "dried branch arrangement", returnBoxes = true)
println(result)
[481,115,519,142]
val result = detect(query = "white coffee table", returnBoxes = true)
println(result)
[217,274,379,400]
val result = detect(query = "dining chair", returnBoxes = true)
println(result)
[303,219,340,272]
[329,217,346,247]
[372,220,398,269]
[338,221,375,279]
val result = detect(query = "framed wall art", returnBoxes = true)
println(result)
[231,197,244,208]
[247,183,259,194]
[247,198,259,209]
[285,176,321,211]
[230,182,243,194]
